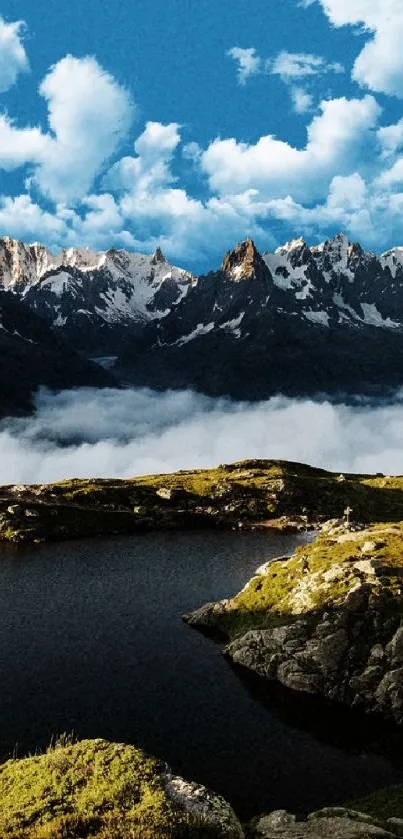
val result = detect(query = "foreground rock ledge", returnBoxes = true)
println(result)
[0,738,243,838]
[184,522,403,725]
[1,459,403,544]
[246,807,403,839]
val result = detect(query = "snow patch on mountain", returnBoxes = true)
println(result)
[333,293,359,322]
[219,312,244,337]
[303,310,330,327]
[263,251,313,297]
[360,303,400,329]
[175,322,215,346]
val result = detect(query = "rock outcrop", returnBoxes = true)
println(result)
[0,737,243,838]
[185,523,403,725]
[246,808,403,839]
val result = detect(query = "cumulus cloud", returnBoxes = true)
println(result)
[0,194,68,241]
[311,0,403,98]
[0,17,29,93]
[0,55,135,206]
[34,56,135,204]
[104,121,181,195]
[227,47,262,84]
[201,95,381,202]
[2,387,403,484]
[0,116,49,170]
[100,121,273,263]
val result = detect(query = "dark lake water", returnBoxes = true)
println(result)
[0,529,402,820]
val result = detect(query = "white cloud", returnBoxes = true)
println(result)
[227,47,262,84]
[201,95,381,202]
[311,0,403,98]
[268,51,343,115]
[270,51,344,80]
[378,119,403,160]
[33,56,135,204]
[100,120,276,263]
[1,26,403,267]
[0,55,135,208]
[0,115,50,170]
[290,87,314,113]
[377,159,403,189]
[0,90,390,265]
[4,387,403,483]
[0,17,29,93]
[182,141,203,163]
[0,194,68,241]
[327,172,367,210]
[104,121,180,195]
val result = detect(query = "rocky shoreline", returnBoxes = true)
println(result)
[4,459,403,834]
[184,521,403,725]
[3,737,403,838]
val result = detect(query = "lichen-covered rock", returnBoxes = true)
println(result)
[163,774,244,837]
[183,598,232,634]
[186,525,403,725]
[247,808,396,839]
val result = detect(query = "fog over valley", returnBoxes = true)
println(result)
[2,386,403,483]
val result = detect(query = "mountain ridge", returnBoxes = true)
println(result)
[3,231,403,406]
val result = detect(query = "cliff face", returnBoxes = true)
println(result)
[184,522,403,726]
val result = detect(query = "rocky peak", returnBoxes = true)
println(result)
[275,236,307,255]
[275,237,313,269]
[221,238,269,282]
[321,232,350,259]
[0,237,43,290]
[151,246,166,265]
[347,242,364,259]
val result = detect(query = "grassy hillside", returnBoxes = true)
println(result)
[1,459,403,543]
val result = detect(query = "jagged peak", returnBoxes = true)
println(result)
[275,236,307,255]
[221,238,268,281]
[323,232,351,253]
[151,246,166,265]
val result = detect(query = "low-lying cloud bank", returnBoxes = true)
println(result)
[2,386,403,484]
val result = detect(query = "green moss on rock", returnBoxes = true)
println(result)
[0,738,243,838]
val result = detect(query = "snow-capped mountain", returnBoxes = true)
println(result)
[262,233,403,330]
[119,234,403,399]
[0,237,194,353]
[141,232,403,348]
[4,231,403,403]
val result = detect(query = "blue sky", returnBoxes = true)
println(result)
[1,0,403,270]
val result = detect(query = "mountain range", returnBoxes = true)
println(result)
[2,231,403,414]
